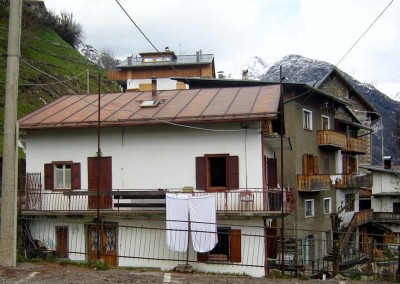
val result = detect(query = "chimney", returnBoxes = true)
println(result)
[151,77,157,97]
[165,46,170,52]
[196,51,200,62]
[383,156,392,169]
[242,69,249,80]
[127,55,132,66]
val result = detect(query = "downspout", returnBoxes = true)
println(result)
[279,66,285,272]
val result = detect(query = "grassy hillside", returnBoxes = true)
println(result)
[0,13,119,155]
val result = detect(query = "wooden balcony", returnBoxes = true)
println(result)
[334,173,373,189]
[18,188,295,216]
[297,175,331,192]
[374,212,400,223]
[344,137,368,154]
[317,130,347,149]
[298,173,373,191]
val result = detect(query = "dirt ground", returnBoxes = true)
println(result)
[0,262,387,284]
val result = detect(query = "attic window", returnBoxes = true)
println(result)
[140,100,160,108]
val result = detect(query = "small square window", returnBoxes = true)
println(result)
[303,109,312,130]
[305,199,315,218]
[323,198,331,214]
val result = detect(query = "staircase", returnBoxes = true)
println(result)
[339,209,373,252]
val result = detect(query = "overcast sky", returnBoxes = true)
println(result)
[44,0,400,101]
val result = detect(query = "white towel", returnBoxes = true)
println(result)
[165,194,189,252]
[189,195,218,253]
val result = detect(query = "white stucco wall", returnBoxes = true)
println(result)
[25,122,265,191]
[371,171,400,212]
[336,190,359,227]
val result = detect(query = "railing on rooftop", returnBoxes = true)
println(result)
[18,188,295,215]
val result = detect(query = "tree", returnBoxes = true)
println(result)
[98,49,120,70]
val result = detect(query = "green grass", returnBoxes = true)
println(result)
[0,14,119,156]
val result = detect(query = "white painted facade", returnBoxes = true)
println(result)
[26,122,265,191]
[24,121,275,277]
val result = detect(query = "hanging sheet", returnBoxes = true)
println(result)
[165,194,189,252]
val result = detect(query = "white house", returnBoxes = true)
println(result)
[360,160,400,242]
[18,85,293,277]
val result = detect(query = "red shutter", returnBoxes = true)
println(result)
[197,252,209,262]
[71,163,81,190]
[227,156,239,189]
[230,229,241,263]
[44,163,54,190]
[267,158,277,188]
[196,156,207,190]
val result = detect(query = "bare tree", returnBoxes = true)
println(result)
[98,48,120,70]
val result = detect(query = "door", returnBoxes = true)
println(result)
[56,226,68,258]
[88,223,117,266]
[88,157,112,209]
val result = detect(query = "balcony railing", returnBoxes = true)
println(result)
[297,173,373,191]
[19,188,294,215]
[317,130,347,149]
[297,175,331,191]
[345,137,368,154]
[374,212,400,223]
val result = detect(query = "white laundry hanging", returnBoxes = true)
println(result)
[165,194,189,252]
[189,195,218,253]
[165,194,217,253]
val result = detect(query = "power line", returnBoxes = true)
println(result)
[19,69,87,86]
[21,58,77,94]
[335,0,394,67]
[114,0,190,82]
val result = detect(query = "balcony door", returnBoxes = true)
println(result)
[88,157,112,209]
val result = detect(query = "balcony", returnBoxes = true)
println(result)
[374,212,400,223]
[334,173,373,189]
[297,175,331,192]
[344,137,368,154]
[297,173,373,191]
[18,188,294,216]
[317,130,347,149]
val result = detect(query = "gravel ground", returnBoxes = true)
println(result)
[0,262,388,284]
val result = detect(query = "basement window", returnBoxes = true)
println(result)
[140,100,160,108]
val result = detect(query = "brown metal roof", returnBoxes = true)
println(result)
[18,85,281,130]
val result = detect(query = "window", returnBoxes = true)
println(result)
[322,231,332,255]
[303,109,312,130]
[393,203,400,213]
[323,157,330,174]
[196,154,239,191]
[321,115,330,130]
[302,154,319,175]
[345,193,355,212]
[44,162,81,190]
[55,164,71,189]
[197,227,241,263]
[305,199,315,218]
[342,156,357,174]
[323,198,332,214]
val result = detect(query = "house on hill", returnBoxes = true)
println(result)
[18,85,292,277]
[107,48,215,91]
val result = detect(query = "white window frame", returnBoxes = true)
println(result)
[54,163,72,190]
[323,198,332,214]
[303,109,313,130]
[321,115,330,130]
[305,199,315,218]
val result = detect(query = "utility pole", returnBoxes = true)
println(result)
[0,0,23,267]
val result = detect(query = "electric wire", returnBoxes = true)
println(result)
[335,0,394,67]
[114,0,190,84]
[19,69,87,86]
